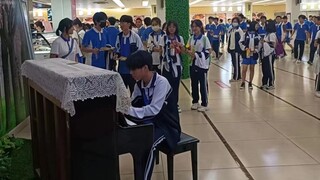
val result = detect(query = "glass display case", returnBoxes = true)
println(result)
[32,32,58,60]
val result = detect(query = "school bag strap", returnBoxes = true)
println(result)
[61,38,74,59]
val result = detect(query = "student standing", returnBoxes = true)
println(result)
[238,14,248,33]
[115,15,144,93]
[104,17,120,70]
[314,31,320,97]
[308,16,320,65]
[258,16,267,62]
[187,20,211,112]
[125,50,181,180]
[261,20,277,90]
[275,16,285,58]
[147,17,165,74]
[50,18,82,62]
[72,18,86,46]
[136,17,145,38]
[206,17,223,60]
[81,12,108,68]
[219,19,226,47]
[159,21,185,113]
[142,17,153,47]
[239,21,260,89]
[282,16,294,54]
[228,17,244,82]
[291,15,310,63]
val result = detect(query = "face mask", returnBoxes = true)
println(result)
[152,26,160,32]
[232,23,239,27]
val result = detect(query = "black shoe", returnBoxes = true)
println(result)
[307,61,313,65]
[240,82,245,89]
[248,82,253,89]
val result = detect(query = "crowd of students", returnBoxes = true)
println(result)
[48,11,320,179]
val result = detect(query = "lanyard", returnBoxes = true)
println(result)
[193,34,202,45]
[60,35,71,51]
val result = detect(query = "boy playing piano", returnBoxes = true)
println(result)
[125,50,181,180]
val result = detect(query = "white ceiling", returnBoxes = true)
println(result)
[34,0,285,9]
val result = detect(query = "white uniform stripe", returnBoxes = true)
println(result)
[144,135,166,180]
[269,55,274,86]
[235,52,239,80]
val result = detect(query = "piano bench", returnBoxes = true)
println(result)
[156,132,200,180]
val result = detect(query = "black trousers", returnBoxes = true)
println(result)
[121,74,136,94]
[309,41,317,63]
[230,51,241,80]
[162,66,181,106]
[211,40,220,58]
[294,40,305,60]
[262,54,275,86]
[316,74,320,91]
[190,66,208,107]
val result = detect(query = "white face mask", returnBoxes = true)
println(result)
[152,26,160,32]
[232,23,239,27]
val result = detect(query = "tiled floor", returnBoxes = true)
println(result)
[16,46,320,179]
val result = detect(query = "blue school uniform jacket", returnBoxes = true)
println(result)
[126,73,181,150]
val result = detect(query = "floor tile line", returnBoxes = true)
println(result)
[211,63,320,121]
[181,81,255,180]
[274,66,316,81]
[245,163,320,169]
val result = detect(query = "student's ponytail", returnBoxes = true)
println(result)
[55,18,73,36]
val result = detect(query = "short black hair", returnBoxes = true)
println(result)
[151,17,161,26]
[136,17,143,22]
[120,15,134,27]
[93,12,107,25]
[73,18,82,27]
[162,22,167,31]
[248,21,258,32]
[276,16,282,19]
[208,16,214,20]
[35,21,45,31]
[266,20,276,33]
[283,16,288,19]
[191,19,204,34]
[144,17,152,26]
[56,18,73,36]
[316,16,320,21]
[213,17,219,21]
[126,50,153,70]
[166,20,179,36]
[238,14,245,19]
[298,15,306,20]
[260,16,267,20]
[219,19,223,23]
[108,17,117,25]
[231,17,240,23]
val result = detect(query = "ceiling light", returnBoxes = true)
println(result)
[211,0,227,5]
[237,6,242,11]
[113,0,125,8]
[142,1,149,7]
[310,4,315,9]
[234,0,248,4]
[252,0,271,4]
[221,7,226,11]
[79,10,84,16]
[213,7,218,12]
[318,4,320,9]
[190,0,203,5]
[228,7,233,11]
[273,0,285,3]
[302,4,307,10]
[87,9,92,15]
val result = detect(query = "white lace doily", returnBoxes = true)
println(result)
[21,58,131,116]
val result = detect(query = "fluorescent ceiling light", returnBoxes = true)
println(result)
[113,0,125,8]
[228,7,233,11]
[234,0,248,4]
[190,0,203,5]
[302,4,307,9]
[213,7,218,12]
[318,4,320,9]
[310,4,315,9]
[273,0,285,3]
[211,0,227,5]
[221,7,226,11]
[142,1,149,7]
[252,0,271,4]
[237,6,242,11]
[87,9,92,15]
[79,10,84,15]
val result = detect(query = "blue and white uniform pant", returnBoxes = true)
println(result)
[262,54,275,86]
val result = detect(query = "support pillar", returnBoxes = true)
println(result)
[243,2,252,20]
[51,0,76,30]
[166,0,190,78]
[286,0,301,24]
[156,0,166,23]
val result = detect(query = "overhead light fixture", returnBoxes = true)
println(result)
[302,4,307,10]
[142,1,149,7]
[221,7,226,11]
[310,4,315,9]
[211,0,227,5]
[234,0,248,4]
[79,10,84,16]
[273,0,285,3]
[252,0,271,4]
[190,0,203,5]
[87,9,92,15]
[113,0,125,8]
[213,7,218,12]
[228,7,233,11]
[237,6,242,11]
